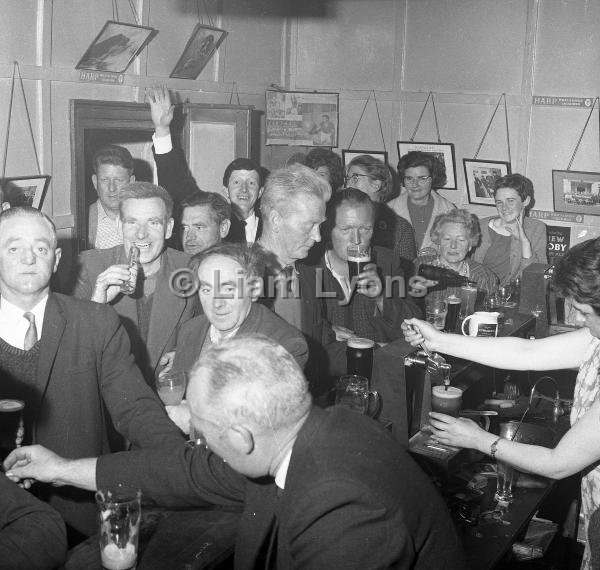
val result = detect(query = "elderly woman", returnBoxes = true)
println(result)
[415,209,498,301]
[345,154,417,277]
[318,187,421,343]
[403,237,600,570]
[388,151,456,252]
[304,147,345,193]
[472,173,547,285]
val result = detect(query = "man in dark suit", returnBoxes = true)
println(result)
[5,336,464,569]
[147,86,264,244]
[74,181,199,385]
[163,241,308,434]
[0,473,67,568]
[0,207,184,537]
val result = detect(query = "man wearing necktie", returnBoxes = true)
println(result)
[6,336,465,569]
[0,207,184,538]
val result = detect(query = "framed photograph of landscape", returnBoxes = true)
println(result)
[464,159,511,205]
[266,90,339,147]
[3,175,50,209]
[553,169,600,216]
[341,149,388,168]
[76,21,158,74]
[396,141,457,189]
[170,23,228,80]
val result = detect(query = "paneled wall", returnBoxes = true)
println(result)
[2,0,600,263]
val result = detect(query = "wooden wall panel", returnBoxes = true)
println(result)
[0,0,39,66]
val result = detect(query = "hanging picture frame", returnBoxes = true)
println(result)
[341,149,388,168]
[3,175,50,209]
[553,169,600,216]
[396,141,457,189]
[464,159,511,205]
[266,90,339,147]
[170,23,228,80]
[76,21,158,73]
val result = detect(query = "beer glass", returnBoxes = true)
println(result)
[494,421,522,503]
[444,295,461,332]
[426,299,447,331]
[346,337,375,379]
[0,399,25,462]
[156,371,187,406]
[459,284,478,318]
[431,386,462,417]
[347,244,370,282]
[335,375,381,418]
[96,487,141,570]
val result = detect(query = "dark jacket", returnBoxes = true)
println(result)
[97,406,465,570]
[0,473,67,569]
[5,293,184,536]
[73,246,199,384]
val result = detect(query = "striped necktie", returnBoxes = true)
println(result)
[23,312,38,350]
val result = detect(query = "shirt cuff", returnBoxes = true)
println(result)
[152,132,173,154]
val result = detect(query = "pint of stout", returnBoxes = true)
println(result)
[444,295,461,332]
[0,399,25,461]
[347,244,370,282]
[346,337,375,380]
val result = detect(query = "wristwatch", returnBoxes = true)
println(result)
[490,437,502,459]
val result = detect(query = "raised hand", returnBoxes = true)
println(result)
[158,351,176,378]
[146,85,174,137]
[355,262,383,299]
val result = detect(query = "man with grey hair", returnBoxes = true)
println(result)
[257,164,344,391]
[0,206,183,537]
[5,336,464,568]
[74,181,199,385]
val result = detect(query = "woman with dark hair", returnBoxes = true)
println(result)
[345,154,417,277]
[403,237,600,570]
[304,148,344,193]
[318,187,421,343]
[472,173,547,285]
[389,151,456,252]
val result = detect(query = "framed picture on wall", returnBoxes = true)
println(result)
[464,159,511,205]
[266,90,339,147]
[170,24,228,80]
[341,149,388,168]
[76,21,158,73]
[396,141,457,189]
[553,169,600,216]
[3,175,50,209]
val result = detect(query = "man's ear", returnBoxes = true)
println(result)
[165,217,175,240]
[372,178,382,192]
[227,424,254,455]
[220,218,231,239]
[269,209,281,232]
[129,174,136,183]
[53,248,62,273]
[1,202,10,211]
[92,174,98,191]
[522,196,531,208]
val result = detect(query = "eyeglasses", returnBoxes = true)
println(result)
[403,175,432,186]
[344,173,372,185]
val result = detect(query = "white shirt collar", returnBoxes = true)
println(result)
[324,251,352,302]
[244,211,259,244]
[0,295,48,345]
[274,447,293,490]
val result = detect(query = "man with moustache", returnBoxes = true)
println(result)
[74,182,199,385]
[0,207,183,537]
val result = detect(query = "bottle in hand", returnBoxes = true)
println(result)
[120,245,140,295]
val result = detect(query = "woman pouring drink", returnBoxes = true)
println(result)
[402,237,600,570]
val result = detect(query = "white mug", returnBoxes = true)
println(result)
[461,311,500,337]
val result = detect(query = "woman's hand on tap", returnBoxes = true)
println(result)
[401,318,440,352]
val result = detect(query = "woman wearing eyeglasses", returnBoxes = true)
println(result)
[345,154,417,278]
[388,151,456,253]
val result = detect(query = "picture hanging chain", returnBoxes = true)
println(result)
[347,90,387,151]
[472,93,511,163]
[228,82,241,106]
[409,91,442,143]
[2,62,41,179]
[112,0,120,22]
[566,96,599,171]
[127,0,140,25]
[197,0,215,28]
